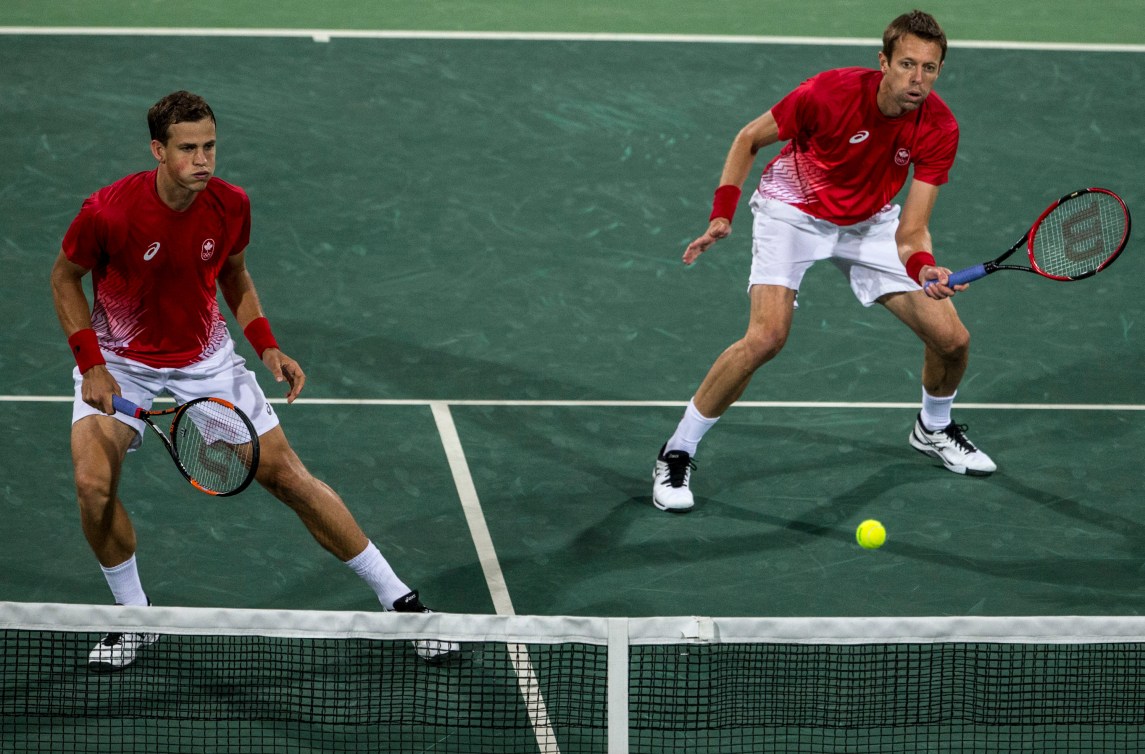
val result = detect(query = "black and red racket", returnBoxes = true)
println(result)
[927,188,1130,289]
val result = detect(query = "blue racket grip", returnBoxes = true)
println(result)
[924,264,988,289]
[111,394,145,418]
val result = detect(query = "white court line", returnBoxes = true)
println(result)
[7,395,1143,410]
[429,401,561,754]
[429,401,514,615]
[1,27,1142,53]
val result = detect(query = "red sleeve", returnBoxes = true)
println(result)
[769,74,819,143]
[61,193,104,269]
[232,189,251,257]
[912,111,959,186]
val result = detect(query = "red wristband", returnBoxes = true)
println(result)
[67,328,106,374]
[243,317,279,357]
[709,184,742,222]
[905,251,936,284]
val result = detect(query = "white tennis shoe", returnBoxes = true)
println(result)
[652,445,696,512]
[391,591,462,663]
[87,631,159,672]
[909,414,996,476]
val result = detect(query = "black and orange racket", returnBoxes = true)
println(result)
[927,188,1130,289]
[113,395,260,496]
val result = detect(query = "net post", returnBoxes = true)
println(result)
[607,616,630,754]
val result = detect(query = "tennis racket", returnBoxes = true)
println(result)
[112,395,260,496]
[926,188,1131,289]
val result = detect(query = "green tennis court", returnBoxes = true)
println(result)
[1,3,1142,627]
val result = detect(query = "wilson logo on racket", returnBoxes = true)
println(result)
[112,394,260,496]
[1059,203,1106,262]
[925,187,1131,289]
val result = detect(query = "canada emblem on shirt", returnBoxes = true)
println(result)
[201,238,216,261]
[894,148,911,166]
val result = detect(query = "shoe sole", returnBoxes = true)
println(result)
[909,434,995,477]
[87,654,149,673]
[418,647,465,665]
[652,494,694,513]
[87,660,130,673]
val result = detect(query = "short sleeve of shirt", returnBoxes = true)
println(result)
[61,194,106,269]
[911,113,959,186]
[769,76,818,143]
[232,189,251,257]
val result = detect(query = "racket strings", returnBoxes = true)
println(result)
[1032,192,1128,279]
[173,401,257,494]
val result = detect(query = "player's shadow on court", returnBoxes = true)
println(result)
[434,406,1145,614]
[294,326,646,402]
[709,459,928,543]
[884,473,1145,597]
[461,417,916,589]
[615,415,1143,600]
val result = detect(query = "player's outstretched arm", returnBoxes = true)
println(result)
[683,111,780,266]
[683,219,731,265]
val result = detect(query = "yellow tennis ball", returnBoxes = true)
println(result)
[856,519,886,549]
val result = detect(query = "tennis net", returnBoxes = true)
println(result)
[3,602,1145,753]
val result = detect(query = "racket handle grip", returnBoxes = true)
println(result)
[111,394,144,418]
[924,264,988,289]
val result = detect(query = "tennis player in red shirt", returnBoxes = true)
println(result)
[653,11,996,513]
[50,91,456,668]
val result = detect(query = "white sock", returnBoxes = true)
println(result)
[920,389,956,431]
[666,399,720,456]
[344,541,411,609]
[100,555,149,607]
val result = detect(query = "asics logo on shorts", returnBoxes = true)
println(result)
[143,242,161,261]
[849,131,870,144]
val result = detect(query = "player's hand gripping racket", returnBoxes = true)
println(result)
[926,188,1131,290]
[112,395,260,496]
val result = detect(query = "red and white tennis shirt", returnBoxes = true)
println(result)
[759,67,959,226]
[62,170,251,368]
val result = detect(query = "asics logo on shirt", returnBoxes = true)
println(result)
[143,242,161,261]
[849,131,870,144]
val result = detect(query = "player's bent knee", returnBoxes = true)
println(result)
[935,326,970,360]
[72,469,116,506]
[741,331,787,369]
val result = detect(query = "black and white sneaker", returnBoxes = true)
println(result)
[909,414,996,476]
[652,444,696,512]
[391,591,461,663]
[88,631,159,672]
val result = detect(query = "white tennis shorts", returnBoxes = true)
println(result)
[748,195,920,307]
[71,339,280,451]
